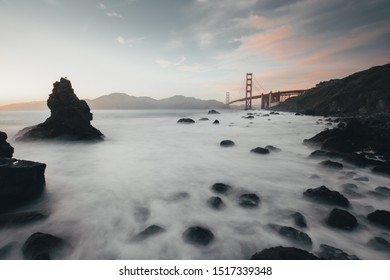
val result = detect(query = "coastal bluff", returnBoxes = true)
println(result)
[16,78,104,141]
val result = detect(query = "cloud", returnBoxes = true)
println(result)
[117,36,144,46]
[98,3,106,10]
[155,56,210,73]
[107,11,123,19]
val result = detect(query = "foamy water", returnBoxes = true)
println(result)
[1,109,389,259]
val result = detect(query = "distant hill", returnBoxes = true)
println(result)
[274,63,390,116]
[0,94,227,110]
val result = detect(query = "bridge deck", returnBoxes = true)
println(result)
[228,89,307,105]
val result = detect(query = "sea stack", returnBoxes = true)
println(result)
[16,78,104,141]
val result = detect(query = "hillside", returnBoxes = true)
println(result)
[274,63,390,116]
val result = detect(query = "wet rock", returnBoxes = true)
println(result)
[354,176,369,182]
[319,160,343,169]
[208,110,220,114]
[131,225,166,242]
[199,118,209,121]
[0,131,14,158]
[238,193,260,208]
[316,244,359,260]
[367,236,390,251]
[270,225,312,248]
[220,140,235,147]
[265,145,281,152]
[177,118,195,124]
[326,208,358,230]
[182,226,214,246]
[375,186,390,197]
[16,78,103,141]
[250,147,270,155]
[245,116,254,119]
[270,111,279,115]
[250,246,319,260]
[0,158,46,210]
[309,150,341,158]
[22,232,71,260]
[303,186,350,207]
[0,211,47,228]
[372,165,390,176]
[340,184,364,198]
[207,196,224,209]
[367,210,390,229]
[367,191,387,199]
[211,183,232,195]
[291,212,307,228]
[213,120,220,124]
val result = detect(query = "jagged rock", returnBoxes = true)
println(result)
[131,225,166,242]
[177,118,195,124]
[22,232,71,260]
[182,226,214,246]
[319,160,343,169]
[213,120,220,124]
[326,208,358,230]
[251,246,319,260]
[208,110,220,114]
[0,211,47,228]
[367,210,390,229]
[265,145,281,152]
[16,78,103,141]
[238,193,260,208]
[291,212,307,228]
[0,158,46,210]
[207,196,224,209]
[0,131,14,158]
[220,140,235,147]
[367,236,390,251]
[316,244,359,260]
[303,186,350,207]
[269,224,312,248]
[250,147,270,155]
[211,183,232,195]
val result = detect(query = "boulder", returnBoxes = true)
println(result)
[265,145,281,152]
[220,140,235,147]
[208,110,220,114]
[250,147,270,155]
[291,212,307,228]
[316,244,359,260]
[213,120,220,124]
[207,196,224,210]
[0,211,47,228]
[309,150,341,159]
[319,160,343,169]
[367,236,390,251]
[16,78,104,141]
[131,225,166,242]
[269,224,312,248]
[22,232,71,260]
[372,165,390,176]
[199,118,209,121]
[354,176,369,182]
[211,183,232,195]
[367,210,390,229]
[238,193,260,208]
[182,226,214,246]
[326,208,358,230]
[0,158,46,210]
[0,131,14,158]
[375,186,390,197]
[303,186,350,207]
[250,246,319,260]
[177,118,195,124]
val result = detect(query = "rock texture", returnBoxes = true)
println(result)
[303,186,350,207]
[326,208,358,230]
[0,158,46,210]
[367,210,390,229]
[251,246,319,260]
[316,244,359,260]
[22,232,70,260]
[16,78,103,141]
[0,131,14,158]
[131,225,166,242]
[177,118,195,124]
[182,226,214,246]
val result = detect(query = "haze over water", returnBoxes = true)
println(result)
[1,110,389,259]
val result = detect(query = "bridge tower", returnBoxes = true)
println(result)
[226,92,230,105]
[245,73,253,110]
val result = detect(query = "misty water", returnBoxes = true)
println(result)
[1,109,389,259]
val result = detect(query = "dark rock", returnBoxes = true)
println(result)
[0,211,47,228]
[131,225,166,242]
[375,186,390,197]
[211,183,232,195]
[319,160,343,169]
[208,110,220,114]
[199,118,209,121]
[0,243,13,259]
[220,140,235,147]
[16,78,103,141]
[367,210,390,229]
[182,226,214,246]
[309,150,341,159]
[251,246,319,260]
[0,131,14,158]
[178,118,195,124]
[250,147,270,154]
[270,225,312,248]
[22,232,71,260]
[213,120,220,124]
[291,212,307,228]
[207,196,224,209]
[238,193,260,208]
[340,183,358,190]
[367,236,390,251]
[340,184,364,198]
[0,158,46,210]
[295,113,303,116]
[372,165,390,176]
[354,176,369,182]
[265,145,281,152]
[316,244,359,260]
[326,208,358,230]
[303,186,350,207]
[310,174,321,179]
[262,114,270,117]
[245,116,254,119]
[367,191,387,199]
[270,111,279,115]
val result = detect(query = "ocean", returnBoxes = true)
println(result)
[1,109,389,259]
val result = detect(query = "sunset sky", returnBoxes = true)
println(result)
[1,0,389,105]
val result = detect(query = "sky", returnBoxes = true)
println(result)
[1,0,389,105]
